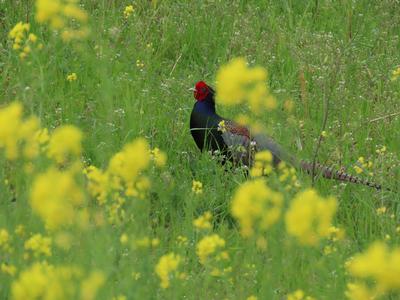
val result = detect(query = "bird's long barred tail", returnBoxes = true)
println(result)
[300,161,382,190]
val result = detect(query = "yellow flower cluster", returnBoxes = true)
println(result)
[391,66,400,81]
[8,22,41,59]
[353,156,373,175]
[346,242,400,296]
[231,179,283,237]
[108,138,151,198]
[11,263,104,300]
[196,234,226,265]
[123,5,134,18]
[0,102,42,160]
[192,180,203,194]
[287,289,315,300]
[250,150,273,177]
[278,162,300,190]
[217,120,227,133]
[30,168,85,230]
[155,252,181,289]
[85,139,165,224]
[67,72,77,82]
[85,166,109,205]
[1,263,17,276]
[193,211,212,230]
[0,228,12,253]
[134,237,160,249]
[215,57,277,113]
[285,189,337,246]
[345,282,375,300]
[150,147,167,167]
[24,234,52,257]
[35,0,89,42]
[47,125,83,164]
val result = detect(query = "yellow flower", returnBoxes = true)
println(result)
[346,241,400,293]
[391,66,400,81]
[1,263,17,276]
[192,180,203,194]
[196,234,225,264]
[48,125,82,164]
[287,289,315,300]
[247,296,258,300]
[0,102,23,160]
[193,211,212,230]
[108,138,150,187]
[120,234,128,244]
[285,188,337,246]
[345,282,375,300]
[231,179,283,237]
[80,271,105,300]
[35,0,89,42]
[376,206,386,215]
[217,120,227,133]
[67,72,77,82]
[215,57,275,113]
[353,165,363,174]
[12,263,103,300]
[123,5,134,18]
[250,150,273,177]
[24,234,52,257]
[85,166,109,205]
[155,253,181,289]
[30,168,84,230]
[150,147,167,167]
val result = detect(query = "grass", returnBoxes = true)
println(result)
[0,0,399,299]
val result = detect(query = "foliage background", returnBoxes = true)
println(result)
[0,0,399,299]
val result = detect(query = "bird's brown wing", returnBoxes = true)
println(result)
[220,120,254,166]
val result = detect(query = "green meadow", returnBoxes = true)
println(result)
[0,1,399,299]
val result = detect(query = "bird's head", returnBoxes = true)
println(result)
[192,81,212,101]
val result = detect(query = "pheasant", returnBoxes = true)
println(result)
[190,81,383,190]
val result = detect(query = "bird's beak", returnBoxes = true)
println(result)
[189,87,196,92]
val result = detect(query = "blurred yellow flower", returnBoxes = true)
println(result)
[120,234,128,244]
[196,234,225,264]
[391,66,400,81]
[155,252,181,288]
[346,241,400,294]
[250,150,273,177]
[123,5,134,18]
[108,138,150,188]
[287,289,315,300]
[67,72,77,82]
[192,180,203,194]
[12,263,103,300]
[1,263,17,276]
[85,166,109,205]
[80,271,105,300]
[215,57,275,113]
[345,282,375,300]
[231,179,283,237]
[30,168,84,230]
[35,0,89,42]
[48,125,82,164]
[285,188,337,246]
[150,147,167,167]
[24,234,52,257]
[193,211,212,230]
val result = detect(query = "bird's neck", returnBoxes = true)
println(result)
[194,94,218,116]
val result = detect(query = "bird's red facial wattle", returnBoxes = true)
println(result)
[193,81,209,101]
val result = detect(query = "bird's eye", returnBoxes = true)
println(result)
[201,88,206,93]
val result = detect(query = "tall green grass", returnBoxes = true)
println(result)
[0,0,399,299]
